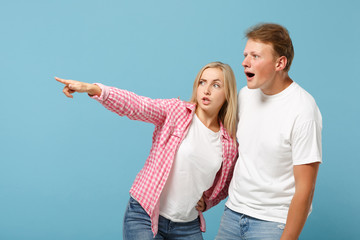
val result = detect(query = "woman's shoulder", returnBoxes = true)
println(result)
[165,98,196,112]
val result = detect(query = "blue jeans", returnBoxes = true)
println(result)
[123,197,204,240]
[216,206,286,240]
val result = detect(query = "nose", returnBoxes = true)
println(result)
[204,84,211,95]
[242,56,250,68]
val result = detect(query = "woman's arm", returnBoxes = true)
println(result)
[201,148,238,211]
[55,77,168,126]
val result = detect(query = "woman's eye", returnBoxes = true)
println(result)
[199,80,205,85]
[214,84,220,88]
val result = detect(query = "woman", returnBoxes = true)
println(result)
[55,61,238,240]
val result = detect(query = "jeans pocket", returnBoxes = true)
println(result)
[128,197,148,216]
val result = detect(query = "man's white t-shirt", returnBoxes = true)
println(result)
[226,82,322,224]
[160,114,223,222]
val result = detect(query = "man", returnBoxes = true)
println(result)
[216,23,322,240]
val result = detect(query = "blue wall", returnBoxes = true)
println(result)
[1,0,359,239]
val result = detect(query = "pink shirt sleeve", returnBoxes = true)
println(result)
[90,83,168,126]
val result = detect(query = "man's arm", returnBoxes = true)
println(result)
[280,162,320,240]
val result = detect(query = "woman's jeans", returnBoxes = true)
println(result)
[215,206,286,240]
[123,197,203,240]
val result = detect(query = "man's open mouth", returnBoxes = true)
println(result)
[246,72,255,78]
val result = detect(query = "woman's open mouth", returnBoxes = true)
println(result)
[202,97,210,105]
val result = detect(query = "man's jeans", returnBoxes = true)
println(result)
[216,206,286,240]
[123,197,203,240]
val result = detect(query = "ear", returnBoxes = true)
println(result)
[275,56,287,71]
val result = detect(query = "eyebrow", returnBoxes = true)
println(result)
[200,78,223,86]
[200,78,221,82]
[244,51,259,55]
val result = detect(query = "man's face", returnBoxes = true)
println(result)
[242,39,279,94]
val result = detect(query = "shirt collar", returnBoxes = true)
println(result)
[187,102,230,141]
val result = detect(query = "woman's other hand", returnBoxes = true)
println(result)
[196,197,206,212]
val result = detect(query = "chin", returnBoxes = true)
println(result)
[247,83,257,89]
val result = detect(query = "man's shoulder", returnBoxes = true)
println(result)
[292,82,319,109]
[290,82,322,124]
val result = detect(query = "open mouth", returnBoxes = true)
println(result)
[246,72,255,78]
[202,97,210,104]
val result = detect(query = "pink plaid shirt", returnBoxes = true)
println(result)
[92,84,238,236]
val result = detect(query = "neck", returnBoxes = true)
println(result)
[262,72,293,95]
[195,108,220,132]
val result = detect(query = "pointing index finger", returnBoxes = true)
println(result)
[55,77,70,85]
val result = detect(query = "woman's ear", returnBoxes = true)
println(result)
[275,56,287,71]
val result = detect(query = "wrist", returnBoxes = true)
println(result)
[87,83,101,96]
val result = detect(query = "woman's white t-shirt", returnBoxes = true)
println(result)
[159,114,223,222]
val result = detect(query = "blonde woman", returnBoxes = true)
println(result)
[56,61,238,240]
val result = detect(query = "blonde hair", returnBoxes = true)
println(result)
[190,62,237,141]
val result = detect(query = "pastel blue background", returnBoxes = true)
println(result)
[1,0,359,239]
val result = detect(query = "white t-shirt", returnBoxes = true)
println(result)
[226,82,322,224]
[159,114,223,222]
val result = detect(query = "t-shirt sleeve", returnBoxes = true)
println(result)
[291,120,322,165]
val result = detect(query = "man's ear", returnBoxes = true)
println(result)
[275,56,287,71]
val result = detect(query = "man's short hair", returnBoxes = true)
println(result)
[246,23,294,72]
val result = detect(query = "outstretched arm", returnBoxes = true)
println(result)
[55,77,169,126]
[55,77,102,98]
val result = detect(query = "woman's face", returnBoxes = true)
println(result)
[196,67,226,117]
